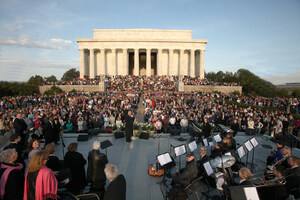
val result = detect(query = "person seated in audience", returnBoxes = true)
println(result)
[286,156,300,199]
[87,141,108,199]
[0,149,24,200]
[103,163,126,200]
[231,118,240,136]
[24,151,57,200]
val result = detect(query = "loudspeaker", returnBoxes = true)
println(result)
[114,132,125,139]
[139,132,149,139]
[77,135,89,141]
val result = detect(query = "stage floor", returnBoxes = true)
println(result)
[55,132,300,200]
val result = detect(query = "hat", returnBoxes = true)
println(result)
[187,152,194,157]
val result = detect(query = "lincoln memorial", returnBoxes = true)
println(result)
[77,29,207,78]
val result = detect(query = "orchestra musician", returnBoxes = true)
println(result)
[266,140,284,166]
[286,156,300,199]
[210,142,225,159]
[171,152,198,188]
[238,167,253,186]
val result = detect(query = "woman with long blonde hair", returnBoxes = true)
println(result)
[24,151,57,200]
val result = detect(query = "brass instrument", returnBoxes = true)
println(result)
[267,154,292,170]
[254,177,286,188]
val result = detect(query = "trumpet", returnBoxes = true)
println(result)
[254,177,286,188]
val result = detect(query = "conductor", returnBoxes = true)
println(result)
[125,110,134,142]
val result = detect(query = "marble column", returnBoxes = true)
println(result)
[111,49,116,75]
[146,49,151,76]
[169,49,173,75]
[157,49,162,75]
[200,50,205,79]
[179,49,184,76]
[89,49,95,78]
[190,49,195,77]
[79,49,85,78]
[134,49,139,76]
[123,48,128,75]
[100,49,106,75]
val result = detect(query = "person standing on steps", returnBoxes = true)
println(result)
[125,110,134,143]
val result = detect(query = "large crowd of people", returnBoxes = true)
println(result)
[0,75,300,199]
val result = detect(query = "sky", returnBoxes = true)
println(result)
[0,0,299,85]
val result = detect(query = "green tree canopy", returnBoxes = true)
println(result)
[28,75,44,86]
[61,68,79,81]
[45,75,58,82]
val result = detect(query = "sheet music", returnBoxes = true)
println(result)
[250,138,258,148]
[225,152,231,156]
[174,145,186,157]
[237,146,245,159]
[214,134,222,143]
[203,161,214,176]
[209,142,214,147]
[203,138,208,146]
[245,141,253,152]
[188,141,197,152]
[243,187,260,200]
[157,153,172,166]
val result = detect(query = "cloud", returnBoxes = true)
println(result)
[6,24,24,32]
[262,70,300,85]
[0,59,79,82]
[0,35,72,50]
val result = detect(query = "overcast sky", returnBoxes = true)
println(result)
[0,0,299,85]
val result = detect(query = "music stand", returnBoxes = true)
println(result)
[157,152,175,184]
[203,160,214,176]
[250,137,259,171]
[237,145,246,167]
[174,144,186,170]
[188,141,197,152]
[244,141,253,166]
[101,140,113,156]
[203,138,209,146]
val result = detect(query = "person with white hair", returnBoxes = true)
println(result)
[0,149,24,200]
[103,163,126,200]
[87,141,108,199]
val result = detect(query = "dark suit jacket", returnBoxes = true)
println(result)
[196,155,209,177]
[104,174,126,200]
[13,118,27,136]
[286,166,300,198]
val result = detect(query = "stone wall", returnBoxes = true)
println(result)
[184,85,242,94]
[39,83,106,94]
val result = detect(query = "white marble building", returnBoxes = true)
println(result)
[77,29,207,78]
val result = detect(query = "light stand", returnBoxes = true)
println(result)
[250,137,259,171]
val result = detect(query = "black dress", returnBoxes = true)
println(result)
[125,115,133,142]
[64,151,87,195]
[0,163,25,200]
[87,150,108,198]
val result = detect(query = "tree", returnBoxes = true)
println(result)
[28,75,44,86]
[61,68,79,81]
[45,75,58,82]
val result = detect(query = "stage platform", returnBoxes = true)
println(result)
[1,131,300,199]
[56,132,299,200]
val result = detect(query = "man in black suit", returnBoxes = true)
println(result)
[196,147,209,177]
[125,110,134,142]
[13,113,27,148]
[286,156,300,199]
[104,163,126,200]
